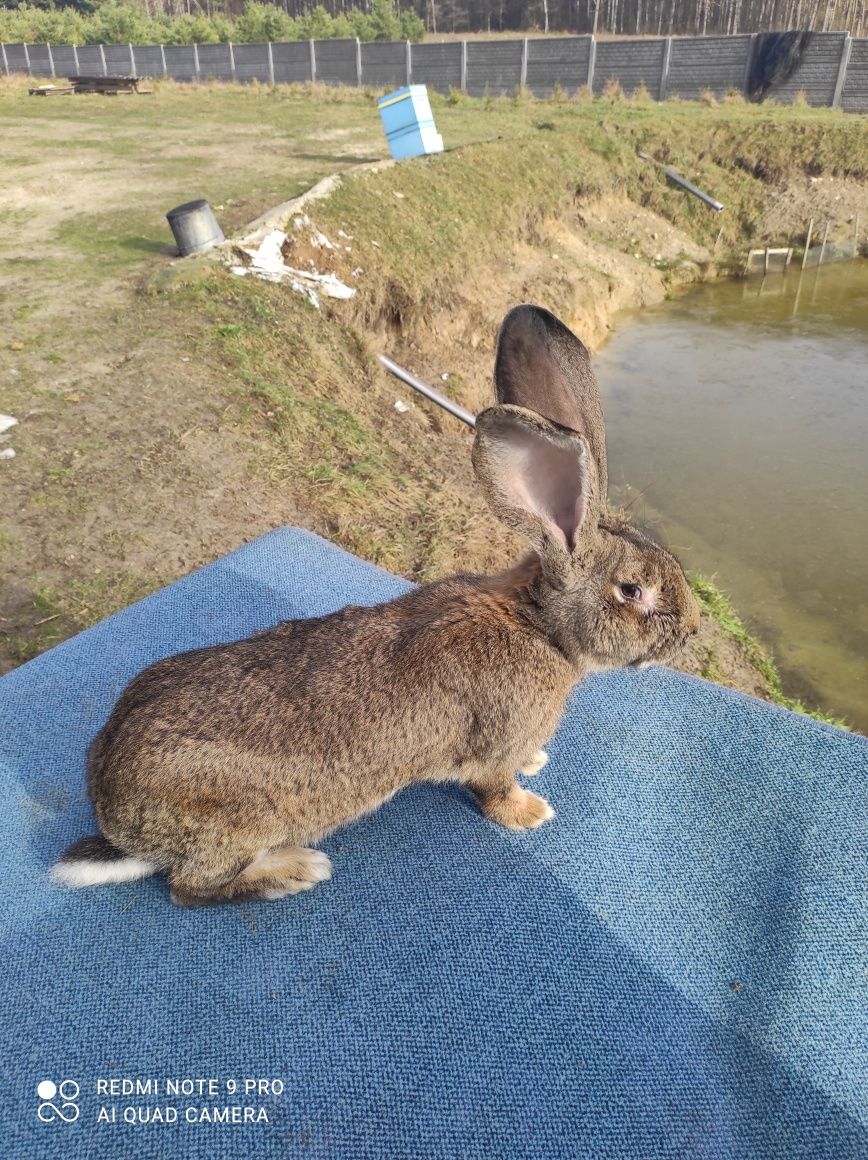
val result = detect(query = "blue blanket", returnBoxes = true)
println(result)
[1,528,865,1159]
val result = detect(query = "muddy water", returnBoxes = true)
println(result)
[595,262,868,732]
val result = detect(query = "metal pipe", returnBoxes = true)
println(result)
[638,150,724,212]
[378,355,476,428]
[660,165,724,212]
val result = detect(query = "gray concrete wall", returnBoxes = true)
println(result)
[196,43,233,81]
[49,44,77,75]
[233,43,270,83]
[668,34,752,99]
[772,31,847,105]
[525,36,592,97]
[272,41,313,85]
[842,37,868,112]
[26,43,52,75]
[132,45,164,77]
[593,37,666,96]
[310,38,358,86]
[103,44,134,75]
[360,41,407,88]
[5,33,865,111]
[72,44,103,73]
[465,39,524,96]
[409,42,462,92]
[162,44,196,82]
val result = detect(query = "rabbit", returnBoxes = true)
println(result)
[52,304,700,907]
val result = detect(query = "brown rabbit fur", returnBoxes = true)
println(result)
[53,305,700,907]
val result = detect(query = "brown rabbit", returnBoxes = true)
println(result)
[52,305,700,907]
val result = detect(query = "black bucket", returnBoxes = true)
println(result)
[166,199,225,257]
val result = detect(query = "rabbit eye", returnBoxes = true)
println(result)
[618,583,643,602]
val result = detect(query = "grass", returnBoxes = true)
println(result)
[3,79,863,725]
[177,268,478,576]
[3,575,159,665]
[690,576,849,730]
[3,76,864,287]
[300,97,866,332]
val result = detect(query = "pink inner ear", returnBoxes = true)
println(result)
[501,427,588,551]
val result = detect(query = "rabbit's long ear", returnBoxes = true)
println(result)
[472,405,599,587]
[494,304,608,494]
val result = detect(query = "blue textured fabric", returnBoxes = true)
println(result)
[1,528,865,1159]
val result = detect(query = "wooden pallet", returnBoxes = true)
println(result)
[29,85,74,96]
[67,75,151,95]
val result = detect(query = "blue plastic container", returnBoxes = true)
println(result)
[377,85,443,160]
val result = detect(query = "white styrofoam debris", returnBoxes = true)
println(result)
[0,414,18,435]
[0,447,15,460]
[230,265,321,309]
[228,229,355,305]
[311,229,335,250]
[291,212,335,249]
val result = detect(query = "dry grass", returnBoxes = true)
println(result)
[3,81,865,726]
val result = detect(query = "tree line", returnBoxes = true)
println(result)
[1,0,864,46]
[0,0,425,45]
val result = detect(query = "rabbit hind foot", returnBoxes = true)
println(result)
[519,749,549,776]
[169,846,332,907]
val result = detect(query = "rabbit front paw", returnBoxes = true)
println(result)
[482,786,555,831]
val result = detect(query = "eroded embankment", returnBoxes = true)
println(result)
[169,107,866,723]
[9,102,863,721]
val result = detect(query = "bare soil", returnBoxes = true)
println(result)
[2,84,864,720]
[755,175,868,249]
[371,206,769,696]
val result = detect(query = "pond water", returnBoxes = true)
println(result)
[595,262,868,733]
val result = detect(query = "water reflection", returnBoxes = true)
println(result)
[595,262,868,732]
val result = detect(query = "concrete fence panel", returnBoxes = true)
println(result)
[466,39,524,96]
[4,44,29,74]
[668,34,752,99]
[162,44,197,82]
[593,36,666,96]
[312,38,358,86]
[2,34,866,110]
[72,44,104,73]
[26,43,52,76]
[271,40,312,84]
[232,42,270,83]
[196,43,234,81]
[133,45,165,77]
[360,41,407,88]
[525,35,592,96]
[841,37,868,112]
[771,31,847,105]
[49,44,77,76]
[409,42,462,92]
[103,44,134,75]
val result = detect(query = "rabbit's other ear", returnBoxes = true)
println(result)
[494,305,608,495]
[472,405,599,588]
